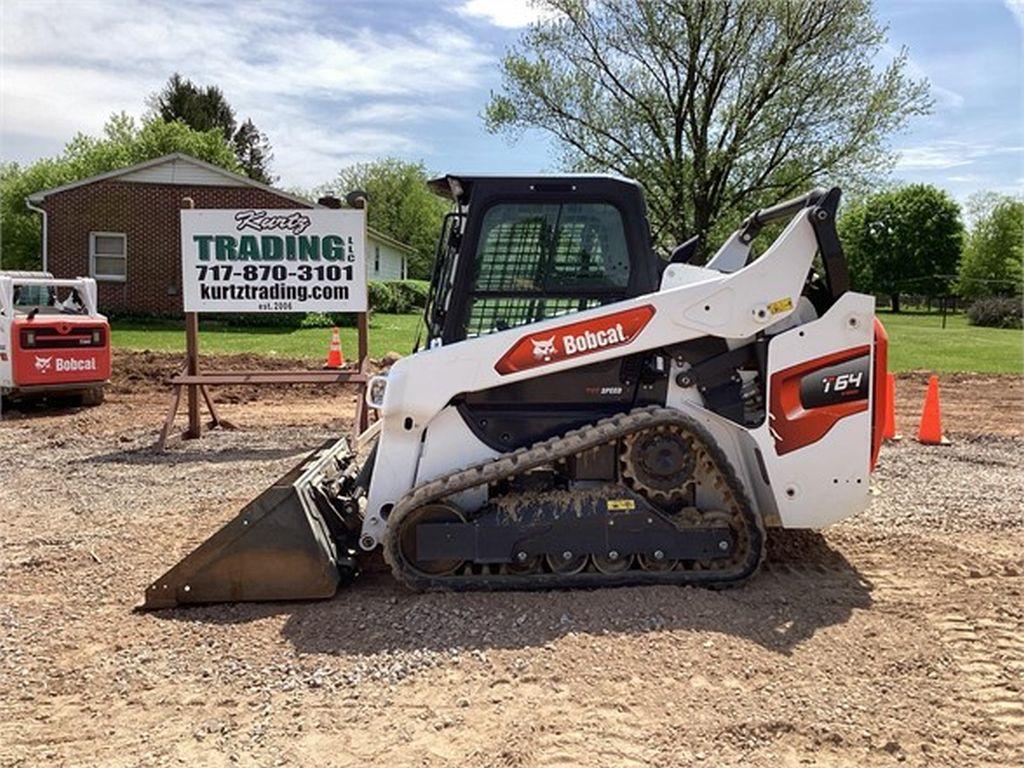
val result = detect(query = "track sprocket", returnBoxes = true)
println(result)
[619,423,696,502]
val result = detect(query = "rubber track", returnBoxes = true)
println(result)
[383,406,766,592]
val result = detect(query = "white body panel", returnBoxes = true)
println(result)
[751,292,875,527]
[358,209,876,548]
[414,405,499,512]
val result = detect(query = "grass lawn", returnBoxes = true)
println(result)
[880,311,1022,374]
[111,310,1022,374]
[111,314,425,360]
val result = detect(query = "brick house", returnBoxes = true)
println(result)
[26,153,417,316]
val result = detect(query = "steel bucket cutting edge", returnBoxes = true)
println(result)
[141,438,357,610]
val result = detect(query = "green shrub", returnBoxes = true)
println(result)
[299,312,357,328]
[966,297,1023,329]
[368,281,401,313]
[368,280,429,313]
[219,312,306,328]
[391,279,430,310]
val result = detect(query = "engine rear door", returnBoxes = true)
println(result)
[11,318,111,387]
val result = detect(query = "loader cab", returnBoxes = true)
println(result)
[424,175,667,451]
[424,174,661,347]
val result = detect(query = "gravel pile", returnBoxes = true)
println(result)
[863,435,1024,534]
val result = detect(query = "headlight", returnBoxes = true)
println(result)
[24,331,36,347]
[367,375,388,409]
[91,329,102,345]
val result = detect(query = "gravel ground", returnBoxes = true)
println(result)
[1,369,1022,768]
[866,435,1024,534]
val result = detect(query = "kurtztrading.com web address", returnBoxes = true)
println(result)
[198,283,351,302]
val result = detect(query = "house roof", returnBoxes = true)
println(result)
[26,152,417,256]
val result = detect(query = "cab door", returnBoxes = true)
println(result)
[451,196,662,450]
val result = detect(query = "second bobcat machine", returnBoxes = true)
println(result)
[1,272,110,409]
[144,174,887,608]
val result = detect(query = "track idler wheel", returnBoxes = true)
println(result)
[593,551,633,574]
[398,502,466,576]
[637,550,677,571]
[546,550,588,574]
[505,551,543,575]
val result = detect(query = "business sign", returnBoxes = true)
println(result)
[180,209,367,313]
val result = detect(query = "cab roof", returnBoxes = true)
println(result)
[427,173,646,204]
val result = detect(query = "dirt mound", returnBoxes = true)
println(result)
[111,349,384,404]
[764,529,850,568]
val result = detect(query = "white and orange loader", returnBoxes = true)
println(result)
[0,271,111,410]
[145,175,891,609]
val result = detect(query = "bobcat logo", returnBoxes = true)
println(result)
[34,356,53,373]
[530,336,557,362]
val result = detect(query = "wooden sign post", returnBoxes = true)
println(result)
[346,190,372,433]
[182,197,202,440]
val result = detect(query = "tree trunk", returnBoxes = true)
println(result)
[692,204,713,265]
[890,293,901,313]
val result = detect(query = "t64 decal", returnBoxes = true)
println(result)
[769,345,871,456]
[494,305,656,375]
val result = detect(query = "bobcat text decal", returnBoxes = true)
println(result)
[32,355,98,375]
[494,305,656,375]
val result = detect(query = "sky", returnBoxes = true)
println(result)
[1,0,1021,203]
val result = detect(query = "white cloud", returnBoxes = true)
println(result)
[0,0,493,186]
[895,141,1024,171]
[454,0,553,28]
[1004,0,1024,27]
[896,146,973,171]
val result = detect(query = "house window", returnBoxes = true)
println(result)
[401,256,407,280]
[90,232,127,282]
[374,245,380,275]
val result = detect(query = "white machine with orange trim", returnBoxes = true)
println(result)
[144,175,888,609]
[0,272,111,407]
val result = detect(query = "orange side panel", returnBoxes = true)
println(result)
[769,345,871,456]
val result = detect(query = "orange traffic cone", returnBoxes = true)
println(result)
[883,372,901,441]
[917,374,951,445]
[324,327,345,369]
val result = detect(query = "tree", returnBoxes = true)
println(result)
[149,73,275,183]
[149,72,236,140]
[233,119,276,185]
[838,184,963,312]
[323,158,449,279]
[957,194,1024,299]
[485,0,931,256]
[0,114,238,269]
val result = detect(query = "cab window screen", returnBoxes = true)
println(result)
[464,202,630,337]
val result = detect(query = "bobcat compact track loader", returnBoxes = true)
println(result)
[1,272,110,408]
[143,175,888,608]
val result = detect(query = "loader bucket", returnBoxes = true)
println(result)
[142,438,358,610]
